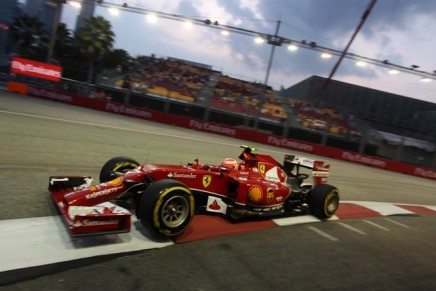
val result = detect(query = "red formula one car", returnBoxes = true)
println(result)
[49,145,340,239]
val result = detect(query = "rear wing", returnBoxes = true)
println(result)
[284,155,330,184]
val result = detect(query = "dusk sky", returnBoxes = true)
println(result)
[61,0,436,104]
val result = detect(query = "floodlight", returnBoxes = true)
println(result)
[108,8,119,16]
[147,13,157,23]
[254,36,265,44]
[287,43,298,51]
[70,1,81,8]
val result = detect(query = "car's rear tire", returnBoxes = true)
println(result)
[137,179,194,239]
[307,184,340,219]
[99,156,140,183]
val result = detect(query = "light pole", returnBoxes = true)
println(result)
[253,19,282,130]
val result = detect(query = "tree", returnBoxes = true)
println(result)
[9,14,45,60]
[54,23,73,59]
[74,16,115,83]
[102,48,131,72]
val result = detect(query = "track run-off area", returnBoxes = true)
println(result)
[1,91,435,290]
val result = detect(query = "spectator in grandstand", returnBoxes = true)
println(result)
[122,75,131,90]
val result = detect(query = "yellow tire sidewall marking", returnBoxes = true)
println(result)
[323,189,339,216]
[113,162,139,172]
[152,186,194,235]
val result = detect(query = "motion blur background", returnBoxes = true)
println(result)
[1,0,435,169]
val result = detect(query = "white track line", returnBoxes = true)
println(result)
[307,226,339,241]
[384,218,411,229]
[362,219,390,231]
[336,222,367,235]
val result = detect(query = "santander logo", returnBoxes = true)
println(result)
[206,196,227,214]
[208,199,221,210]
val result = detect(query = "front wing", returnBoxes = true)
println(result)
[49,176,132,236]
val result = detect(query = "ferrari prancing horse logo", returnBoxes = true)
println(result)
[259,163,265,175]
[203,175,212,188]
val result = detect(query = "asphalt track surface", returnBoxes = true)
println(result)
[0,92,435,290]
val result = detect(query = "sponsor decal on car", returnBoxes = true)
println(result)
[206,196,227,214]
[252,204,284,212]
[267,188,274,202]
[259,163,266,175]
[248,185,263,202]
[265,167,280,182]
[202,175,212,188]
[73,219,119,227]
[85,186,123,200]
[167,172,197,179]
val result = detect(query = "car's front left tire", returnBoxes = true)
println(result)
[99,156,140,183]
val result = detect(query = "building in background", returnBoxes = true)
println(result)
[0,0,21,69]
[75,0,96,31]
[22,0,59,38]
[282,75,436,166]
[282,75,436,140]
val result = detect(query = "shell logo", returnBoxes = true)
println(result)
[248,185,263,202]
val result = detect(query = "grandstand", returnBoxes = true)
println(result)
[104,55,373,139]
[289,100,360,139]
[114,56,212,103]
[110,55,289,123]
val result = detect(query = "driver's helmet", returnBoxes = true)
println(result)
[221,158,238,170]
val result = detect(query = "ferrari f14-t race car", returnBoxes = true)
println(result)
[49,145,340,239]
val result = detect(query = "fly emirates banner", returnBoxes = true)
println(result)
[11,56,62,82]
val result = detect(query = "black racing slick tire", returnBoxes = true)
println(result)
[137,179,194,239]
[99,156,141,183]
[307,184,340,219]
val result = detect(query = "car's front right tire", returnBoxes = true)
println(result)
[137,179,194,239]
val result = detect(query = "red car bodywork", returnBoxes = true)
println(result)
[49,146,334,237]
